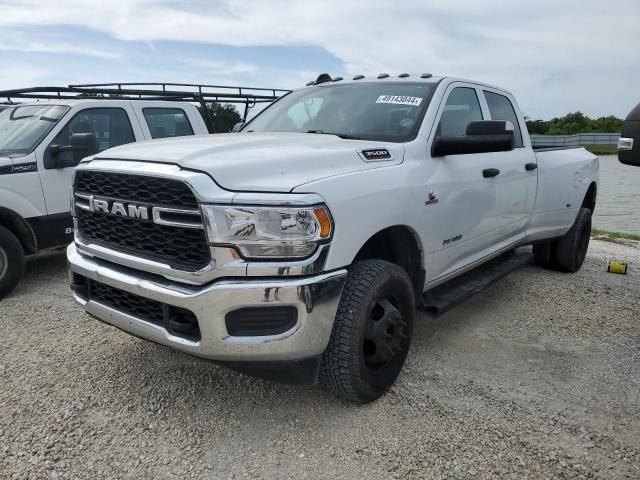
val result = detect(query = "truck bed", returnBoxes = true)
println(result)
[532,145,585,152]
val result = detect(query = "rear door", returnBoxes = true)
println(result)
[133,103,203,139]
[480,88,537,239]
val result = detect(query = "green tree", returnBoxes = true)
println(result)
[197,103,242,133]
[525,111,623,135]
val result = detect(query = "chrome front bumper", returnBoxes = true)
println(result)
[67,244,347,362]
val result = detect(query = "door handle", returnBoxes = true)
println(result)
[482,168,501,178]
[525,163,538,171]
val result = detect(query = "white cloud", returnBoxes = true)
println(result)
[180,59,257,76]
[0,29,120,58]
[1,0,638,117]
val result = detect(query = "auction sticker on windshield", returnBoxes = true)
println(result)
[376,95,423,106]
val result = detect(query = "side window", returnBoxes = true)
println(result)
[143,108,194,139]
[437,87,483,137]
[52,108,135,152]
[484,91,524,148]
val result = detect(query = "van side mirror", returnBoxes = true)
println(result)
[46,133,98,169]
[432,120,515,157]
[618,103,640,167]
[232,122,245,133]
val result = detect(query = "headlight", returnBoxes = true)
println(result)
[203,204,332,259]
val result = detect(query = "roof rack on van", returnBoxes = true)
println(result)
[0,82,291,121]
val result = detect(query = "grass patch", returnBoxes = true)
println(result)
[584,144,618,155]
[592,228,640,241]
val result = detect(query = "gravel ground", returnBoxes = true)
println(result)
[1,239,639,479]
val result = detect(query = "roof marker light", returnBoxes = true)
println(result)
[377,73,390,79]
[353,75,365,80]
[398,73,410,78]
[420,73,433,78]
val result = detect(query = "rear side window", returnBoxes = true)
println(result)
[437,87,483,137]
[51,108,135,152]
[484,91,523,147]
[143,108,194,139]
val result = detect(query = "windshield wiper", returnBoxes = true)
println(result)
[305,130,365,140]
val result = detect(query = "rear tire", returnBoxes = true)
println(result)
[0,225,25,299]
[319,260,415,403]
[532,208,592,273]
[555,208,592,272]
[532,241,559,270]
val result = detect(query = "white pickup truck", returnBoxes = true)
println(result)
[0,97,208,297]
[67,74,598,403]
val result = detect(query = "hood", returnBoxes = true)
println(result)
[94,132,405,192]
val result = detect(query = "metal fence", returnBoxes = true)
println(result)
[530,133,619,147]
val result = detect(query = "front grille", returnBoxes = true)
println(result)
[77,209,210,270]
[72,274,200,341]
[75,171,198,209]
[74,171,210,271]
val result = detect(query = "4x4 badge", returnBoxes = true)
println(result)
[425,191,439,205]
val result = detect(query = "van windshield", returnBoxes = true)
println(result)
[0,105,69,157]
[245,82,436,143]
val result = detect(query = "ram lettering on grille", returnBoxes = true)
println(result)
[74,171,210,271]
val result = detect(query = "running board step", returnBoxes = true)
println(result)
[421,249,532,316]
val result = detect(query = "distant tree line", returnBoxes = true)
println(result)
[525,112,623,135]
[197,103,242,133]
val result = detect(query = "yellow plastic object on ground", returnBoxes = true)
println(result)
[608,261,628,274]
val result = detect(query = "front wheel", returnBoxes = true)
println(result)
[319,260,415,403]
[0,225,25,299]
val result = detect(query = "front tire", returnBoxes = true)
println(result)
[0,226,25,299]
[319,260,415,403]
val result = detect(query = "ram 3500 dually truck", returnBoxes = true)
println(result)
[67,74,598,403]
[0,97,208,298]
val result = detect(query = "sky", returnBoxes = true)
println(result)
[0,0,638,120]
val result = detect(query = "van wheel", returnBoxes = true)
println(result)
[554,208,592,273]
[0,226,25,299]
[319,260,415,403]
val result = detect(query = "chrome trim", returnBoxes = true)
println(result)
[74,233,331,284]
[618,137,634,151]
[152,206,204,229]
[74,233,245,285]
[68,243,347,361]
[74,193,92,211]
[246,244,330,276]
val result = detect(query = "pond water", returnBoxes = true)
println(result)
[593,155,640,235]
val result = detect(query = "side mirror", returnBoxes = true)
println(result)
[232,122,245,133]
[618,103,640,167]
[432,120,515,157]
[45,133,98,169]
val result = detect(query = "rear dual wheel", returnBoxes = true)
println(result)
[320,260,415,403]
[533,207,592,273]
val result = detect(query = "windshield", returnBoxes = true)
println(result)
[0,105,69,157]
[245,82,437,142]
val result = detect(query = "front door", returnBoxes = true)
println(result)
[428,84,533,283]
[33,104,143,249]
